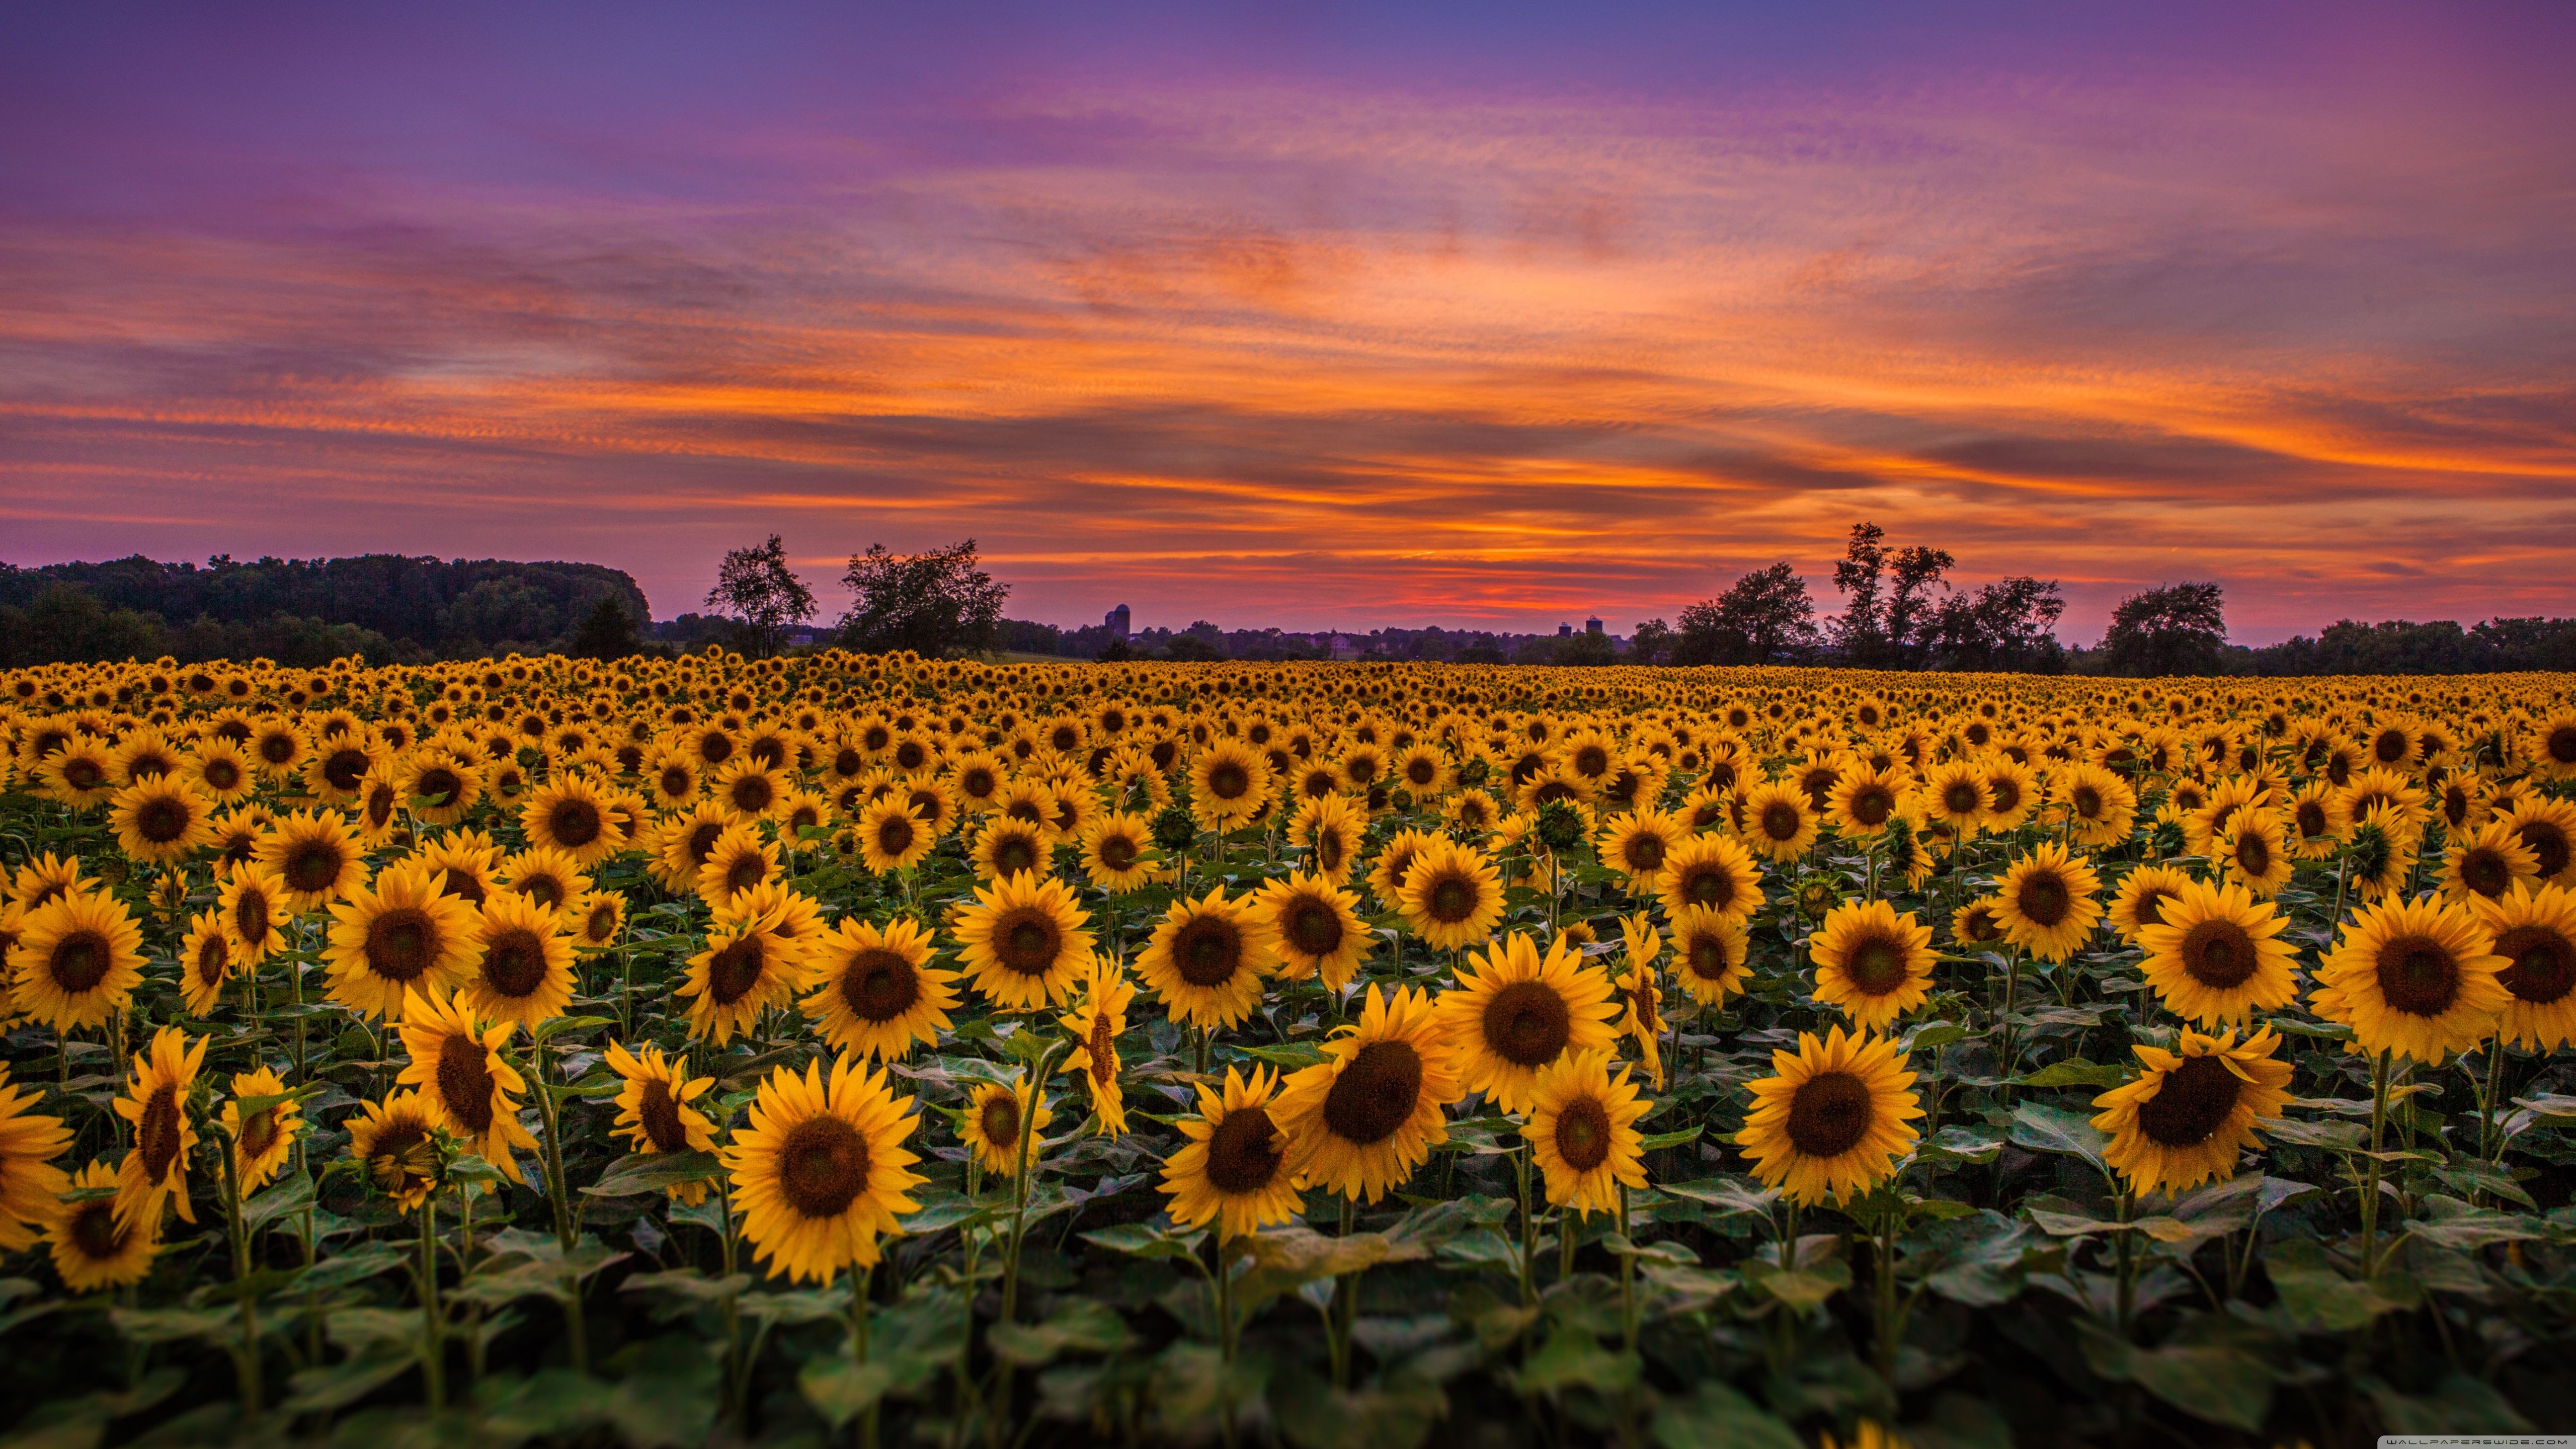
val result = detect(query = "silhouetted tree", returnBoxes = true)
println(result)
[705,535,816,657]
[570,596,641,660]
[1628,618,1676,665]
[1673,563,1819,665]
[2101,582,2228,676]
[1830,522,1953,666]
[838,538,1009,657]
[1928,577,2066,672]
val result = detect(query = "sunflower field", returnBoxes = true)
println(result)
[3,654,2575,1449]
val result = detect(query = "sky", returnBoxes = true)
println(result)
[3,2,2572,644]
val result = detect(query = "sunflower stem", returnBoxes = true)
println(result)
[1616,1185,1637,1354]
[2360,1048,2393,1280]
[1514,1140,1537,1308]
[850,1262,879,1449]
[2479,1041,2509,1168]
[530,1030,589,1373]
[215,1120,263,1424]
[417,1194,445,1413]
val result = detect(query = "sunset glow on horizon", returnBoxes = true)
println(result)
[5,2,2572,642]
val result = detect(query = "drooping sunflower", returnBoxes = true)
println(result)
[347,1091,445,1212]
[970,816,1053,882]
[1598,810,1686,893]
[604,1041,719,1204]
[1434,931,1620,1114]
[2443,819,2541,905]
[1667,906,1749,1010]
[461,890,577,1030]
[1395,838,1506,952]
[961,1073,1054,1178]
[2471,882,2576,1052]
[395,988,538,1182]
[1137,887,1280,1030]
[1991,842,2104,963]
[2214,811,2295,900]
[2106,863,2194,945]
[1808,899,1937,1032]
[1253,871,1372,990]
[1076,811,1157,893]
[680,916,807,1046]
[1736,1026,1922,1207]
[695,822,780,908]
[323,858,479,1022]
[953,870,1096,1010]
[113,1024,206,1229]
[1656,832,1765,924]
[220,1065,303,1194]
[0,1065,71,1252]
[802,916,959,1062]
[8,891,145,1031]
[1059,956,1136,1137]
[398,750,485,827]
[1741,780,1820,863]
[49,1161,160,1292]
[2311,894,2509,1065]
[108,777,214,867]
[1160,1065,1300,1240]
[1274,984,1464,1204]
[856,799,935,875]
[254,809,367,914]
[1188,740,1273,832]
[2091,1026,2293,1194]
[2135,878,2300,1028]
[1523,1050,1651,1218]
[178,908,235,1016]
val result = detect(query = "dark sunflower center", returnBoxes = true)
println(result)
[2494,925,2576,1006]
[49,931,112,993]
[1322,1041,1423,1146]
[2017,871,2072,927]
[204,759,241,791]
[2135,889,2175,928]
[2073,785,2103,818]
[1960,907,2001,943]
[2459,848,2511,898]
[980,1095,1022,1151]
[1987,778,2022,814]
[630,1079,686,1153]
[1098,835,1138,870]
[323,748,368,792]
[1624,834,1666,870]
[259,735,296,765]
[482,929,548,998]
[1318,831,1345,871]
[549,799,603,846]
[1553,1096,1613,1172]
[2233,832,2272,877]
[1685,932,1731,979]
[1941,783,1981,816]
[1426,873,1477,924]
[2376,934,2463,1016]
[1758,802,1801,842]
[659,767,693,799]
[136,796,191,843]
[875,816,915,856]
[1283,897,1343,957]
[194,933,228,986]
[2136,1054,2242,1147]
[2548,726,2576,766]
[2295,800,2326,838]
[1784,1070,1875,1158]
[993,835,1039,876]
[842,947,921,1021]
[70,1203,123,1260]
[233,893,273,945]
[707,936,770,1005]
[1850,788,1893,827]
[2517,822,2570,881]
[1174,916,1242,987]
[237,1107,278,1161]
[1406,758,1438,786]
[685,823,725,866]
[776,1114,871,1219]
[997,910,1062,975]
[1844,933,1909,995]
[2181,918,2257,989]
[1205,1106,1284,1193]
[1483,980,1572,1066]
[137,1085,184,1183]
[433,1033,497,1133]
[367,1120,431,1194]
[1208,763,1249,800]
[284,841,343,893]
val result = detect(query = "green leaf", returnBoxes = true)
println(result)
[1737,1254,1849,1310]
[2010,1059,2129,1089]
[2267,1253,2401,1332]
[799,1358,895,1429]
[476,1368,614,1440]
[1915,1126,2003,1166]
[1654,1177,1780,1218]
[1079,1222,1204,1261]
[2080,1328,2274,1431]
[531,1014,615,1045]
[988,1298,1133,1366]
[2402,1195,2542,1250]
[1653,1381,1804,1449]
[2007,1101,2108,1173]
[604,1335,721,1449]
[583,1150,723,1198]
[1637,1125,1701,1152]
[2368,1372,2535,1434]
[1508,1331,1638,1396]
[1237,1042,1327,1071]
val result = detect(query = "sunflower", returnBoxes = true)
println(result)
[2471,882,2576,1052]
[1160,1065,1301,1240]
[36,736,118,809]
[961,1073,1054,1178]
[1656,832,1765,924]
[113,1024,206,1228]
[1366,828,1438,910]
[2530,710,2576,781]
[953,870,1095,1011]
[49,1161,159,1292]
[2091,1026,2293,1194]
[1289,794,1369,885]
[970,816,1053,882]
[2284,780,2350,859]
[1809,899,1937,1032]
[497,846,590,916]
[1523,1051,1650,1218]
[350,761,407,846]
[2504,796,2576,890]
[2214,811,2295,900]
[2312,894,2509,1065]
[1991,843,2104,963]
[301,733,383,808]
[2054,763,2138,848]
[1599,810,1686,893]
[1391,744,1454,799]
[1430,931,1617,1114]
[1059,956,1136,1137]
[398,750,484,827]
[943,750,1009,814]
[1736,1026,1922,1207]
[695,822,780,908]
[802,916,959,1062]
[1077,811,1157,893]
[208,807,273,872]
[855,799,934,875]
[605,1041,720,1204]
[210,863,287,968]
[419,831,505,908]
[1615,914,1665,1087]
[108,777,214,867]
[254,809,367,914]
[1395,838,1506,952]
[183,740,257,804]
[993,779,1061,842]
[323,859,479,1022]
[710,759,789,826]
[1667,906,1750,1010]
[8,891,145,1031]
[1444,788,1503,836]
[1253,872,1372,990]
[1741,781,1820,862]
[2135,878,2299,1028]
[520,774,625,867]
[461,890,576,1030]
[220,1065,303,1194]
[7,852,87,911]
[395,988,539,1182]
[1823,765,1905,841]
[2443,820,2541,905]
[567,890,626,952]
[1188,741,1272,832]
[347,1091,445,1211]
[1137,887,1280,1031]
[1274,984,1463,1204]
[2106,863,2194,945]
[2344,806,2421,902]
[680,916,806,1046]
[0,1066,70,1252]
[178,908,234,1016]
[1979,756,2040,832]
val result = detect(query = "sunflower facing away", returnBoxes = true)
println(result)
[1737,1026,1922,1207]
[1059,956,1137,1137]
[9,890,145,1031]
[347,1091,445,1212]
[1138,886,1280,1031]
[1274,984,1463,1204]
[2311,895,2509,1065]
[1991,842,2104,963]
[953,870,1096,1011]
[802,916,959,1062]
[323,858,479,1022]
[1160,1065,1301,1240]
[220,1065,303,1195]
[1523,1050,1651,1218]
[1395,838,1506,952]
[2471,882,2576,1052]
[113,1024,206,1229]
[1808,899,1937,1032]
[1252,872,1372,991]
[2091,1026,2293,1194]
[1434,931,1620,1114]
[396,988,539,1183]
[605,1041,720,1203]
[962,1072,1055,1178]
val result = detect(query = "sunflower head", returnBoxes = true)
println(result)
[2312,895,2509,1064]
[1435,931,1620,1114]
[1736,1026,1922,1207]
[2092,1026,2293,1194]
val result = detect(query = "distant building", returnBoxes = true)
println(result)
[1557,622,1573,637]
[1585,617,1603,634]
[1104,604,1131,637]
